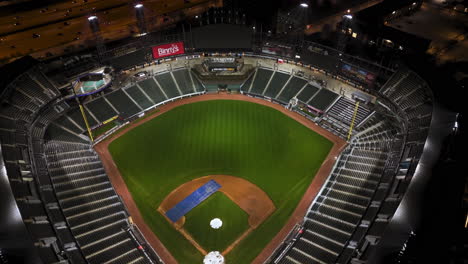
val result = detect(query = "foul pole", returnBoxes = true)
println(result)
[78,104,94,142]
[72,86,94,142]
[347,101,360,141]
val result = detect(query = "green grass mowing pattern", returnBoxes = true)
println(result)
[108,100,333,263]
[183,192,250,252]
[92,121,117,138]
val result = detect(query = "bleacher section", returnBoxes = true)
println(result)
[308,89,339,112]
[155,72,181,99]
[44,123,88,143]
[137,78,168,104]
[249,68,274,95]
[326,97,372,126]
[44,141,151,264]
[1,57,433,264]
[172,69,196,95]
[280,148,388,264]
[262,71,290,98]
[276,76,308,103]
[297,84,320,103]
[50,71,206,140]
[107,48,150,70]
[105,89,141,119]
[53,115,83,135]
[66,108,88,132]
[85,97,117,123]
[124,85,154,110]
[0,70,82,264]
[190,70,205,92]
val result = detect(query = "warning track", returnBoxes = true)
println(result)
[94,93,346,264]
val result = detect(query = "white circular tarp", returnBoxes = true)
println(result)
[204,251,224,264]
[210,218,222,229]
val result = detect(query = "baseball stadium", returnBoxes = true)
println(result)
[0,1,464,264]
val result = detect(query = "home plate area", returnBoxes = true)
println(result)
[158,175,276,256]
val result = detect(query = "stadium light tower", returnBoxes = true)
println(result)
[87,15,98,21]
[87,15,100,32]
[134,2,147,36]
[336,11,354,66]
[87,15,106,63]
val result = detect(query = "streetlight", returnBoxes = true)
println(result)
[134,3,143,8]
[300,2,309,8]
[87,15,97,21]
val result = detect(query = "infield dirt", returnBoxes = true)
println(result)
[94,93,346,264]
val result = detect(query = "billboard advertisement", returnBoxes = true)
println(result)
[152,42,185,59]
[262,42,295,58]
[341,64,376,86]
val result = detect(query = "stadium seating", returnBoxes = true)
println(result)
[124,85,154,110]
[308,89,339,112]
[249,68,274,95]
[107,48,150,71]
[280,148,388,264]
[43,140,152,264]
[296,84,320,103]
[49,68,206,138]
[172,69,197,95]
[137,78,168,104]
[105,89,142,119]
[276,76,308,103]
[262,71,290,98]
[155,72,182,98]
[326,97,373,126]
[1,52,433,264]
[85,97,117,123]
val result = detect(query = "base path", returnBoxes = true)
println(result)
[159,175,275,228]
[94,93,346,264]
[159,175,275,255]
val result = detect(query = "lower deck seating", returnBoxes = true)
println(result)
[137,78,167,103]
[155,72,181,98]
[263,71,290,98]
[44,141,152,264]
[124,85,154,109]
[277,77,308,103]
[281,148,388,264]
[308,89,339,111]
[249,68,274,95]
[85,97,117,123]
[326,97,372,126]
[297,84,320,103]
[105,89,141,119]
[172,69,196,95]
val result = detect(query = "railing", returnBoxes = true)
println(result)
[2,46,432,264]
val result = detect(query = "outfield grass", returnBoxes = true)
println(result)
[108,100,333,263]
[92,121,117,138]
[184,192,250,252]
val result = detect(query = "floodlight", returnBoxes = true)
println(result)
[135,3,143,8]
[343,14,353,19]
[300,3,308,8]
[88,15,97,21]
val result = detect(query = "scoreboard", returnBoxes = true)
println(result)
[203,57,240,72]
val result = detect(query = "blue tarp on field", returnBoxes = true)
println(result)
[165,179,221,222]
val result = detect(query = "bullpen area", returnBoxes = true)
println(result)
[105,99,333,263]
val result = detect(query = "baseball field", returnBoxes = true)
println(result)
[107,99,333,263]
